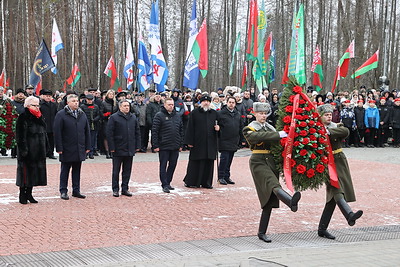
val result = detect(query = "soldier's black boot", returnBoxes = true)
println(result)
[19,187,27,204]
[318,199,336,239]
[26,187,38,203]
[273,188,301,212]
[337,198,363,226]
[257,206,272,243]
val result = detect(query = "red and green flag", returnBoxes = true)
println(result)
[311,44,323,92]
[241,61,248,90]
[192,19,208,78]
[66,63,81,87]
[281,52,290,85]
[104,56,122,92]
[331,40,354,92]
[246,0,258,60]
[229,32,241,76]
[351,50,379,79]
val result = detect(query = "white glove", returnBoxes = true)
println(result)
[279,131,288,138]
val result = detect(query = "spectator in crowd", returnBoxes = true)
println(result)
[324,92,334,103]
[133,93,148,152]
[100,90,118,158]
[243,102,300,243]
[171,88,185,117]
[39,89,57,159]
[270,94,279,127]
[391,98,400,148]
[210,95,222,111]
[54,94,91,200]
[146,93,162,153]
[107,100,140,197]
[354,100,366,147]
[377,97,391,147]
[11,89,27,158]
[317,104,363,240]
[249,87,257,102]
[80,94,101,159]
[340,100,356,147]
[364,100,380,148]
[331,102,340,123]
[25,84,35,96]
[15,96,48,204]
[152,98,183,193]
[217,96,244,185]
[183,95,219,189]
[242,90,254,125]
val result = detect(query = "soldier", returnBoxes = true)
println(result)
[317,104,363,240]
[243,102,301,243]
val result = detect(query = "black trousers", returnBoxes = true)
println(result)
[112,156,133,192]
[59,161,82,194]
[393,128,400,146]
[46,132,55,156]
[140,125,149,150]
[218,151,235,180]
[365,128,377,146]
[158,150,179,187]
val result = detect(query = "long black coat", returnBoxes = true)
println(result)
[354,106,365,129]
[107,111,140,157]
[392,105,400,129]
[217,106,243,152]
[16,109,48,187]
[53,107,91,162]
[152,106,183,151]
[80,102,101,131]
[184,107,218,160]
[40,100,57,133]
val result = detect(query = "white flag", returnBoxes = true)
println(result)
[51,18,64,74]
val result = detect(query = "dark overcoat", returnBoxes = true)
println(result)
[40,100,57,133]
[53,107,91,162]
[16,108,48,187]
[106,111,140,157]
[184,107,218,160]
[217,106,243,152]
[151,106,183,151]
[243,122,280,209]
[326,125,356,202]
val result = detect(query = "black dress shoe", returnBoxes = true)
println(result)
[163,187,170,193]
[184,183,197,188]
[218,179,227,185]
[121,191,133,197]
[258,233,272,243]
[318,230,336,239]
[225,178,235,184]
[89,155,94,159]
[168,185,175,190]
[113,191,119,197]
[72,192,86,199]
[202,185,213,189]
[60,193,69,200]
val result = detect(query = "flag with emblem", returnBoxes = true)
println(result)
[29,39,55,87]
[124,37,135,90]
[311,44,323,92]
[51,18,64,74]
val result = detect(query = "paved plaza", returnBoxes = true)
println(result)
[0,147,399,266]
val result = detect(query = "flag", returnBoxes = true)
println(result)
[264,32,273,63]
[257,0,267,73]
[123,37,135,90]
[104,56,121,92]
[267,39,276,83]
[246,0,258,60]
[51,18,64,74]
[229,32,241,76]
[137,36,152,92]
[149,0,169,92]
[29,39,55,87]
[192,19,208,78]
[0,68,5,87]
[311,44,323,92]
[241,61,248,89]
[183,0,200,89]
[281,52,290,85]
[5,77,9,88]
[35,78,42,96]
[331,40,355,92]
[66,63,81,87]
[351,50,379,79]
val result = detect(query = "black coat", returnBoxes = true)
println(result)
[107,111,140,157]
[80,102,101,131]
[40,100,57,133]
[378,104,391,128]
[184,107,218,160]
[100,98,118,122]
[16,109,48,187]
[11,100,25,115]
[152,106,183,151]
[146,100,162,127]
[217,106,243,152]
[354,106,365,129]
[53,107,91,162]
[391,105,400,129]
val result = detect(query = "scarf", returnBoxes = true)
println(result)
[29,107,42,118]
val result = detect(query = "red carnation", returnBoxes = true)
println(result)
[296,164,307,174]
[318,129,325,134]
[295,115,303,120]
[283,116,292,124]
[299,121,307,127]
[88,106,94,109]
[293,86,303,94]
[310,153,316,159]
[302,138,309,145]
[179,103,183,105]
[306,168,315,178]
[321,156,329,164]
[283,125,290,133]
[316,164,325,173]
[316,122,323,127]
[310,135,317,141]
[318,137,326,144]
[299,130,307,137]
[299,99,306,105]
[290,159,296,168]
[241,115,246,118]
[289,95,295,103]
[296,108,303,114]
[285,105,294,113]
[280,137,287,146]
[184,111,190,116]
[316,149,324,154]
[312,143,318,148]
[312,112,320,118]
[293,141,300,147]
[299,149,307,156]
[309,128,317,134]
[304,106,311,112]
[308,120,315,126]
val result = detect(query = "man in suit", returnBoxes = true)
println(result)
[107,100,140,197]
[54,94,91,200]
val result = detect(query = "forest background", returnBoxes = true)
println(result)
[0,0,398,94]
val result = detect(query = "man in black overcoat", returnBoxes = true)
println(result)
[54,94,91,200]
[40,89,57,159]
[183,95,220,189]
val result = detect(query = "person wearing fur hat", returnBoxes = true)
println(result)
[183,95,220,189]
[243,102,301,243]
[316,104,363,240]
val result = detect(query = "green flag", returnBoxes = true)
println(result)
[229,32,241,76]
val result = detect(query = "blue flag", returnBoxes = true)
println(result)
[183,0,200,89]
[29,39,55,87]
[137,37,152,92]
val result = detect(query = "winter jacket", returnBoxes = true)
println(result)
[80,102,101,131]
[364,107,380,129]
[354,106,365,129]
[151,106,183,150]
[391,105,400,129]
[40,100,57,133]
[378,104,391,128]
[146,97,162,126]
[217,106,244,152]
